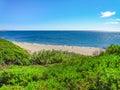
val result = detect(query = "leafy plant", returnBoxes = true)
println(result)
[0,38,30,65]
[30,50,80,65]
[0,65,46,87]
[105,44,120,55]
[1,39,120,90]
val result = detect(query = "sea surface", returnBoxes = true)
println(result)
[0,31,120,48]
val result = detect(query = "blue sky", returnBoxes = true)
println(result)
[0,0,120,31]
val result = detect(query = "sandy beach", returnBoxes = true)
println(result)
[13,42,106,56]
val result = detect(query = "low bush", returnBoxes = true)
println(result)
[0,65,46,87]
[0,39,120,90]
[0,54,119,89]
[30,50,81,65]
[39,55,120,90]
[0,38,30,65]
[105,44,120,55]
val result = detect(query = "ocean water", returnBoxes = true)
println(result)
[0,31,120,48]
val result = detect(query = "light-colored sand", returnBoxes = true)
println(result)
[13,42,106,56]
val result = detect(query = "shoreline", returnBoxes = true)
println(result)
[13,41,106,56]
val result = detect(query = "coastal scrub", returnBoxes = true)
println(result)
[0,38,120,90]
[0,38,30,65]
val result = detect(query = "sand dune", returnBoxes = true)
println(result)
[13,42,106,56]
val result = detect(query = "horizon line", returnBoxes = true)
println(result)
[2,29,120,32]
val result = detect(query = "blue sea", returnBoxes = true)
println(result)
[0,31,120,48]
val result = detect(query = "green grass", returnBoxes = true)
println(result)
[0,38,120,90]
[30,50,85,65]
[0,38,30,65]
[0,65,46,88]
[105,44,120,55]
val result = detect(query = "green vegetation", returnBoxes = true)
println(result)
[0,65,46,86]
[31,50,82,65]
[0,38,30,65]
[0,38,120,90]
[105,44,120,55]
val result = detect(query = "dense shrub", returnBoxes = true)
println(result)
[0,40,120,90]
[0,65,46,87]
[105,44,120,55]
[0,38,30,65]
[0,85,23,90]
[30,50,81,65]
[38,55,120,90]
[1,54,120,90]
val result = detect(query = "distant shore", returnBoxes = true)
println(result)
[13,42,106,56]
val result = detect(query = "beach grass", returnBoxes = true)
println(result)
[0,38,30,65]
[0,38,120,90]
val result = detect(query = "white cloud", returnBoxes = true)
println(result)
[105,21,119,25]
[116,19,120,21]
[101,11,116,18]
